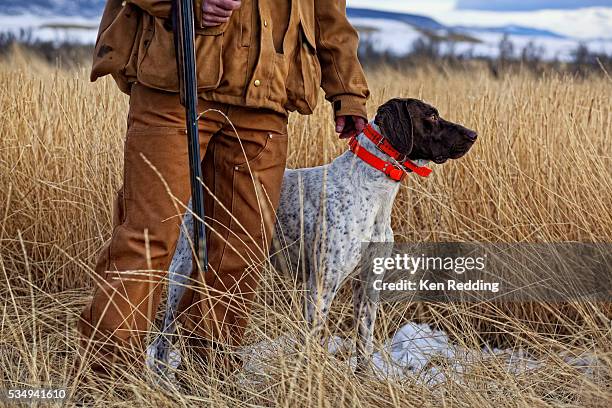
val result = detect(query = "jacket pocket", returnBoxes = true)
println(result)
[231,132,289,243]
[285,23,321,115]
[238,0,252,47]
[137,15,224,92]
[194,0,231,36]
[194,29,224,91]
[231,131,288,169]
[268,53,290,106]
[195,23,230,36]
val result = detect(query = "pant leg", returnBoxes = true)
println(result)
[178,105,289,352]
[77,85,226,370]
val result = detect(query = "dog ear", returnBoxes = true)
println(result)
[374,98,414,157]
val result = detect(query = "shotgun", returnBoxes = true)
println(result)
[173,0,208,271]
[149,0,208,380]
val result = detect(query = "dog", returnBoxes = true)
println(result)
[149,98,477,374]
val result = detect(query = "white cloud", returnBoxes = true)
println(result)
[457,0,612,11]
[432,7,612,39]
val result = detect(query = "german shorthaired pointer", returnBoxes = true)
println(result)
[149,98,477,375]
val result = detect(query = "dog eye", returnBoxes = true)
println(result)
[429,114,438,122]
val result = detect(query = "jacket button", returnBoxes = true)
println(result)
[254,79,261,87]
[263,20,268,28]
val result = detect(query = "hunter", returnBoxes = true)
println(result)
[78,0,369,372]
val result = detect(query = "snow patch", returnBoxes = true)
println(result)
[455,31,612,61]
[0,14,99,44]
[236,322,600,386]
[351,18,424,55]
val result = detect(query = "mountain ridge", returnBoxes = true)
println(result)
[346,8,445,31]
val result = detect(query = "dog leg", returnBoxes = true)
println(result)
[305,263,343,340]
[352,276,378,372]
[353,238,393,373]
[306,242,362,345]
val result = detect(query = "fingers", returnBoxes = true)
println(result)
[215,0,242,10]
[340,129,359,139]
[335,116,346,134]
[202,14,230,26]
[204,0,241,14]
[202,0,241,26]
[203,4,232,17]
[337,116,368,139]
[354,117,367,133]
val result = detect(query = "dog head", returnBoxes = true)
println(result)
[374,98,477,164]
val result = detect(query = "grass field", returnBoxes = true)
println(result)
[1,51,611,407]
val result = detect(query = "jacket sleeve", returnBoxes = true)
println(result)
[314,0,370,119]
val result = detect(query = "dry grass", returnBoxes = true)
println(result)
[1,52,611,407]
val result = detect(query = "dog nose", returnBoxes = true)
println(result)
[465,130,478,141]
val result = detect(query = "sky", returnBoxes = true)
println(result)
[456,1,612,10]
[346,0,612,13]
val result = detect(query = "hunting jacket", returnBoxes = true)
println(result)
[91,0,370,117]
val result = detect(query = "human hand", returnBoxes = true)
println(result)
[335,115,367,139]
[201,0,241,27]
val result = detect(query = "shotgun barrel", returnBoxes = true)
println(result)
[173,0,208,273]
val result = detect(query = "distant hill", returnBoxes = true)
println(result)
[346,8,445,31]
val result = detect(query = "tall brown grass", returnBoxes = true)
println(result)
[1,52,611,407]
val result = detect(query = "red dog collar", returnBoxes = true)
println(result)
[349,124,432,181]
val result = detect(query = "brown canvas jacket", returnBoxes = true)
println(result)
[91,0,370,117]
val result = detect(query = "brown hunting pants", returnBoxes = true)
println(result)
[77,84,288,370]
